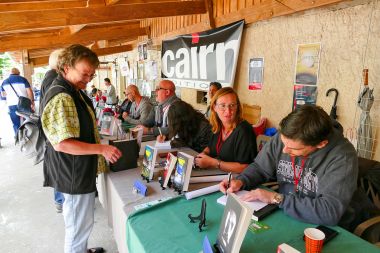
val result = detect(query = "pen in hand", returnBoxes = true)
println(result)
[226,172,232,196]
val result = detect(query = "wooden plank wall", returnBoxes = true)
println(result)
[140,0,262,42]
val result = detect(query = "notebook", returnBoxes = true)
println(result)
[109,139,139,172]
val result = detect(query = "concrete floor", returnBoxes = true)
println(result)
[0,100,118,253]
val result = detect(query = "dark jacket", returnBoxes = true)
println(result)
[40,69,58,102]
[41,74,98,194]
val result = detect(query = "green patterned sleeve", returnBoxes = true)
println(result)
[41,93,80,145]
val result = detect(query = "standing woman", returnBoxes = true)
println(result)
[41,44,122,253]
[196,87,257,173]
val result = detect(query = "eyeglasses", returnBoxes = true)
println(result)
[215,103,238,111]
[155,87,169,92]
[73,67,97,80]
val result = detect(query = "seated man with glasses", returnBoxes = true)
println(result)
[142,79,180,137]
[195,87,258,173]
[119,84,152,125]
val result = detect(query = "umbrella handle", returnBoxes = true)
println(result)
[345,127,357,141]
[326,88,339,107]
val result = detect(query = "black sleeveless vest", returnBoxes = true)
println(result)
[41,74,98,194]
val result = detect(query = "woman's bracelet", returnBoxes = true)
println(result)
[217,159,221,170]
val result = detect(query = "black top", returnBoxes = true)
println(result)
[208,120,257,164]
[41,74,98,194]
[170,119,212,153]
[40,69,58,102]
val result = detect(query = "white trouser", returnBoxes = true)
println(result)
[62,192,96,253]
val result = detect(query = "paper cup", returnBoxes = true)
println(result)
[304,228,325,253]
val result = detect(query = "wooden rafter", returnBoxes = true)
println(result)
[214,0,346,27]
[204,0,215,29]
[105,0,121,5]
[274,0,346,11]
[31,44,134,67]
[0,1,207,33]
[0,1,87,13]
[0,23,146,52]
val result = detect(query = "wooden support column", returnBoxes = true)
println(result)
[21,49,33,86]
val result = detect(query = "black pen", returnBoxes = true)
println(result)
[226,172,232,196]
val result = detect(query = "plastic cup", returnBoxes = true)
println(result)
[304,228,325,253]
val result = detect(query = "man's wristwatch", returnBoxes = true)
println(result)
[272,193,284,205]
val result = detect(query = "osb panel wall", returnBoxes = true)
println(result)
[233,1,380,160]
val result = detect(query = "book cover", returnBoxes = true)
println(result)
[216,193,252,253]
[173,151,194,193]
[161,152,177,189]
[141,145,156,181]
[109,139,139,172]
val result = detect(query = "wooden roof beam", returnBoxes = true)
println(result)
[275,0,347,12]
[105,0,121,5]
[204,0,215,29]
[31,44,133,66]
[0,1,207,33]
[0,23,146,52]
[0,1,87,13]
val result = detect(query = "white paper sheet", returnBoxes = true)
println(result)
[154,141,171,149]
[185,184,220,200]
[189,175,228,183]
[216,190,268,211]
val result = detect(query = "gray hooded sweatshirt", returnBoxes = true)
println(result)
[236,127,358,226]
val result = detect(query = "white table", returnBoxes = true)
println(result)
[97,168,177,253]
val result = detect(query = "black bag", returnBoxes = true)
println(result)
[17,96,32,113]
[8,82,32,113]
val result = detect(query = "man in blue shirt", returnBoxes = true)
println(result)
[1,68,34,135]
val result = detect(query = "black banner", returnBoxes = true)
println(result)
[161,20,244,90]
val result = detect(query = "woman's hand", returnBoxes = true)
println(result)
[122,112,128,119]
[156,135,166,142]
[195,153,217,169]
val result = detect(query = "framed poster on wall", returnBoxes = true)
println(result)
[248,58,264,90]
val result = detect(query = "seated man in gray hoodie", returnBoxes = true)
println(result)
[220,105,358,227]
[142,79,180,137]
[122,84,152,125]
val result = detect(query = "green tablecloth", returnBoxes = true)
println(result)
[126,192,380,253]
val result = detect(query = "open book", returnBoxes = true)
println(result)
[217,190,278,221]
[216,193,252,253]
[154,140,171,149]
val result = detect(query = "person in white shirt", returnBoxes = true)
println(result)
[104,78,117,105]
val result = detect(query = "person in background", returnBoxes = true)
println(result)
[41,44,122,253]
[0,67,35,135]
[40,48,66,213]
[142,79,180,137]
[157,100,212,153]
[205,81,222,118]
[40,49,64,100]
[120,84,152,125]
[195,87,257,173]
[95,89,106,104]
[104,77,117,106]
[220,105,358,227]
[116,89,132,117]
